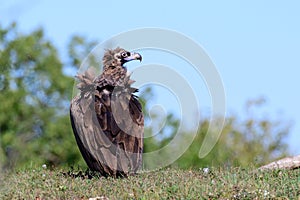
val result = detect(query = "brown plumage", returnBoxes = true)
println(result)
[70,47,144,177]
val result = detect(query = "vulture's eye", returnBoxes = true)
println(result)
[121,52,130,58]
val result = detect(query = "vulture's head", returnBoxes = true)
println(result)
[102,47,142,70]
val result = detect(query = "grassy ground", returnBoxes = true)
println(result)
[0,166,299,199]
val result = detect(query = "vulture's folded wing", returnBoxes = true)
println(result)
[70,69,144,177]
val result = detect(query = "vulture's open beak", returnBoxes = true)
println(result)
[124,52,142,62]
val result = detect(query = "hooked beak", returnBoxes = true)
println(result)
[124,52,142,62]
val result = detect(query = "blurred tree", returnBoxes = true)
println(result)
[0,23,88,168]
[173,97,291,168]
[67,35,98,69]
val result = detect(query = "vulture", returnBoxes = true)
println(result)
[70,47,144,177]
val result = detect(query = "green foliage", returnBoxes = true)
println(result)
[174,98,290,168]
[67,35,98,68]
[0,23,84,168]
[141,96,290,169]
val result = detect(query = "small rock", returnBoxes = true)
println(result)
[203,167,210,174]
[88,196,109,200]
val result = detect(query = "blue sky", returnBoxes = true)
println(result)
[1,0,299,155]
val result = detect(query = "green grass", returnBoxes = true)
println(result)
[0,166,299,199]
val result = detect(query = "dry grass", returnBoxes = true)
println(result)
[0,165,299,199]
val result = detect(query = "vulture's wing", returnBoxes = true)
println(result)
[70,69,144,177]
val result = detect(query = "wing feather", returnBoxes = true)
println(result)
[70,73,144,177]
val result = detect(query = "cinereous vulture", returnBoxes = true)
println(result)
[70,47,144,177]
